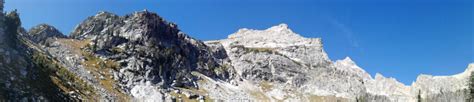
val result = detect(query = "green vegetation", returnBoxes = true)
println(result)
[249,90,270,102]
[307,95,349,102]
[356,96,367,102]
[57,38,129,100]
[4,10,21,48]
[418,90,422,102]
[468,71,474,102]
[31,51,96,100]
[110,47,124,54]
[169,89,214,102]
[171,73,214,102]
[213,64,230,77]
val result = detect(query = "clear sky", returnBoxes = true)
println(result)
[5,0,473,85]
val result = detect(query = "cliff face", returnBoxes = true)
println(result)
[27,24,66,45]
[204,24,473,102]
[411,64,474,102]
[68,11,231,99]
[30,10,232,100]
[0,1,472,101]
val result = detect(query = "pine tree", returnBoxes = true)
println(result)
[417,90,422,102]
[468,71,474,102]
[4,9,21,48]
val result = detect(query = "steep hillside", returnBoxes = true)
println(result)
[0,8,82,101]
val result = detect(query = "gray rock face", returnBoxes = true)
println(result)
[44,39,116,100]
[27,24,66,45]
[411,64,474,102]
[69,11,231,96]
[70,11,121,40]
[213,24,331,84]
[205,24,370,100]
[205,24,474,102]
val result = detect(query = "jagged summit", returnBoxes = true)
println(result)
[374,73,387,80]
[229,23,299,39]
[225,23,321,48]
[95,11,118,18]
[334,56,372,79]
[334,57,358,71]
[28,24,62,35]
[27,24,66,44]
[214,23,330,67]
[266,23,291,32]
[71,10,193,51]
[30,24,58,30]
[341,57,355,65]
[70,10,180,41]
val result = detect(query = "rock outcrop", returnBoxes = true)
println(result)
[205,24,474,102]
[27,24,66,45]
[59,10,232,100]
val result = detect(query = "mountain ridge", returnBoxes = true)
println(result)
[0,1,472,101]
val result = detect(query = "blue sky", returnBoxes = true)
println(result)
[5,0,473,85]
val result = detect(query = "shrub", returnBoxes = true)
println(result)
[4,10,21,48]
[468,71,474,101]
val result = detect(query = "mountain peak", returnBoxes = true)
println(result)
[27,24,65,44]
[342,57,354,64]
[222,23,324,50]
[334,57,357,68]
[29,24,58,33]
[266,23,291,32]
[374,73,385,80]
[467,63,474,72]
[229,23,299,39]
[95,11,118,18]
[71,10,178,40]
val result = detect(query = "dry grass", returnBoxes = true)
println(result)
[82,51,129,100]
[169,89,214,102]
[58,38,129,100]
[57,39,91,54]
[307,95,350,102]
[249,91,271,102]
[243,47,276,54]
[260,81,273,92]
[31,51,98,100]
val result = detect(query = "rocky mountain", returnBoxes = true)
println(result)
[67,10,230,100]
[27,24,66,45]
[0,0,472,101]
[204,24,473,102]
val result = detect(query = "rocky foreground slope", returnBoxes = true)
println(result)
[0,1,473,101]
